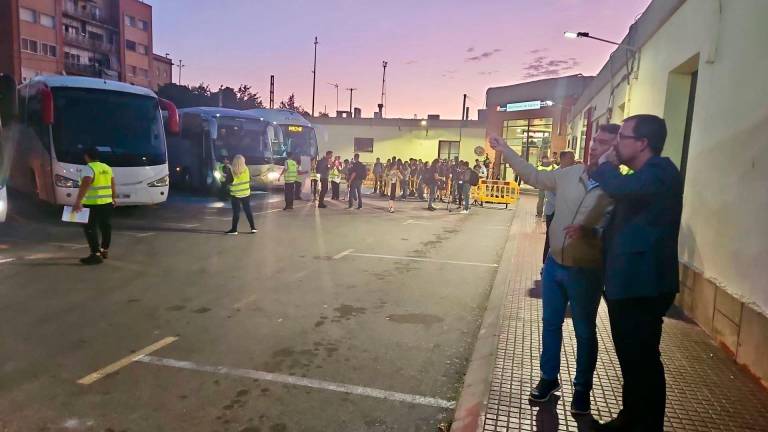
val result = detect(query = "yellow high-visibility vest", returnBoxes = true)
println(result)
[230,167,251,198]
[83,161,113,205]
[284,160,298,183]
[537,163,555,172]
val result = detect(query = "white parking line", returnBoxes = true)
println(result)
[49,242,88,249]
[137,355,455,409]
[0,258,15,264]
[332,249,355,260]
[76,336,178,385]
[348,252,498,267]
[403,220,431,225]
[160,223,200,228]
[122,232,156,238]
[204,216,232,221]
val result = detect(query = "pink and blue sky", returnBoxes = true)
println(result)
[150,0,650,119]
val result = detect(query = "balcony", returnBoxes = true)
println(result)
[64,61,119,79]
[63,4,116,29]
[64,32,115,54]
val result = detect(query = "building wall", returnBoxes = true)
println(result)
[568,0,768,384]
[312,119,487,165]
[18,0,62,80]
[151,54,172,90]
[0,0,22,79]
[119,0,152,88]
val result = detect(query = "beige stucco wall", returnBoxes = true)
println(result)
[314,121,488,165]
[570,0,768,312]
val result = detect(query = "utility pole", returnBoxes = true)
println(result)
[177,59,185,86]
[346,88,357,116]
[327,82,339,113]
[380,61,388,117]
[311,36,318,117]
[269,75,275,109]
[461,93,467,121]
[465,106,470,121]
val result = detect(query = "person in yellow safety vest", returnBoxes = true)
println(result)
[73,147,116,265]
[310,160,319,202]
[278,151,307,210]
[535,156,556,217]
[330,157,342,200]
[224,154,257,235]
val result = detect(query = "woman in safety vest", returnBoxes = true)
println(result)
[225,154,257,235]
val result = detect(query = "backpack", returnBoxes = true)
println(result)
[469,169,480,186]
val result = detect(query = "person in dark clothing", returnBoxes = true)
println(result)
[590,115,683,432]
[316,151,332,208]
[73,147,116,265]
[347,153,366,210]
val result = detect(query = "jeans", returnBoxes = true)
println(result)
[83,203,113,254]
[417,179,425,200]
[607,293,675,431]
[319,178,329,205]
[462,183,471,211]
[400,180,409,199]
[331,181,340,200]
[311,179,318,200]
[284,182,295,209]
[543,213,554,263]
[231,195,255,230]
[540,256,602,391]
[348,180,362,208]
[427,184,436,208]
[294,181,302,200]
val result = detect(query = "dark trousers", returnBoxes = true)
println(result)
[543,212,554,263]
[311,179,318,200]
[607,294,675,431]
[331,181,340,200]
[83,203,113,254]
[348,180,362,208]
[230,195,255,230]
[284,182,295,209]
[319,178,329,205]
[294,181,302,200]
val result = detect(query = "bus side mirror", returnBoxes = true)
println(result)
[207,117,218,140]
[159,98,180,135]
[40,87,54,125]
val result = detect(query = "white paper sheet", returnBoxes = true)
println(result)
[61,206,90,224]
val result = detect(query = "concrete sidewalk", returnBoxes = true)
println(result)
[454,195,768,432]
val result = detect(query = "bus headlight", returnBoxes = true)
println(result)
[267,171,280,181]
[54,174,80,188]
[148,175,169,187]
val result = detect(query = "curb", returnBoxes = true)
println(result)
[449,206,519,432]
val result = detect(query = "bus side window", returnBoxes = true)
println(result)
[24,93,51,151]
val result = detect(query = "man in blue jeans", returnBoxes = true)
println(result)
[347,153,366,210]
[489,124,619,415]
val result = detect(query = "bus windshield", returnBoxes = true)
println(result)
[273,125,317,162]
[213,118,272,165]
[52,88,166,167]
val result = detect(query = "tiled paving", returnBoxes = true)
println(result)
[481,195,768,431]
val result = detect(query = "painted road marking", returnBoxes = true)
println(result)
[76,336,178,385]
[122,232,156,238]
[0,258,15,264]
[403,220,431,225]
[348,252,498,268]
[160,223,200,228]
[204,216,232,221]
[332,249,355,260]
[138,355,455,409]
[49,242,88,249]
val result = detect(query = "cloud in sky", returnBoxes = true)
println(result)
[466,47,475,53]
[478,70,499,76]
[465,48,502,62]
[404,60,418,65]
[521,55,580,79]
[528,48,547,54]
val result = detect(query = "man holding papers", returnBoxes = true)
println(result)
[73,148,116,265]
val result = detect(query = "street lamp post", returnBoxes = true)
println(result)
[563,31,637,51]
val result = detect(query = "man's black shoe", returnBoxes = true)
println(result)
[318,204,327,208]
[592,411,630,431]
[80,254,103,265]
[529,378,560,402]
[570,389,591,415]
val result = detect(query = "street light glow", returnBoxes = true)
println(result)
[420,120,427,126]
[564,32,579,39]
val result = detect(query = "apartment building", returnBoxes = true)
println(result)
[0,0,166,91]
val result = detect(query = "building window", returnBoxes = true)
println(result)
[128,65,137,76]
[20,7,36,23]
[126,40,137,52]
[39,13,55,28]
[125,15,136,27]
[137,43,147,55]
[21,38,39,54]
[138,19,149,31]
[41,43,57,58]
[140,68,149,79]
[438,141,460,160]
[353,137,374,153]
[501,118,553,163]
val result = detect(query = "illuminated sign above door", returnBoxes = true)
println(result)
[499,100,553,112]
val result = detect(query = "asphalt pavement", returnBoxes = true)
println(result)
[0,189,515,432]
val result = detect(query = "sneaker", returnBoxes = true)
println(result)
[225,229,238,235]
[389,208,394,213]
[529,378,560,402]
[570,389,591,415]
[99,249,109,259]
[427,206,436,212]
[80,254,103,265]
[460,210,469,214]
[318,204,327,208]
[250,229,258,234]
[283,207,293,211]
[356,207,362,210]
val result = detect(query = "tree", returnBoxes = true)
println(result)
[235,85,264,109]
[157,82,265,110]
[317,111,330,118]
[278,93,309,116]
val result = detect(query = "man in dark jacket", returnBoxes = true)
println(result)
[316,151,332,208]
[591,114,683,432]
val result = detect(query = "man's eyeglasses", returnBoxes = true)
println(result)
[619,133,643,141]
